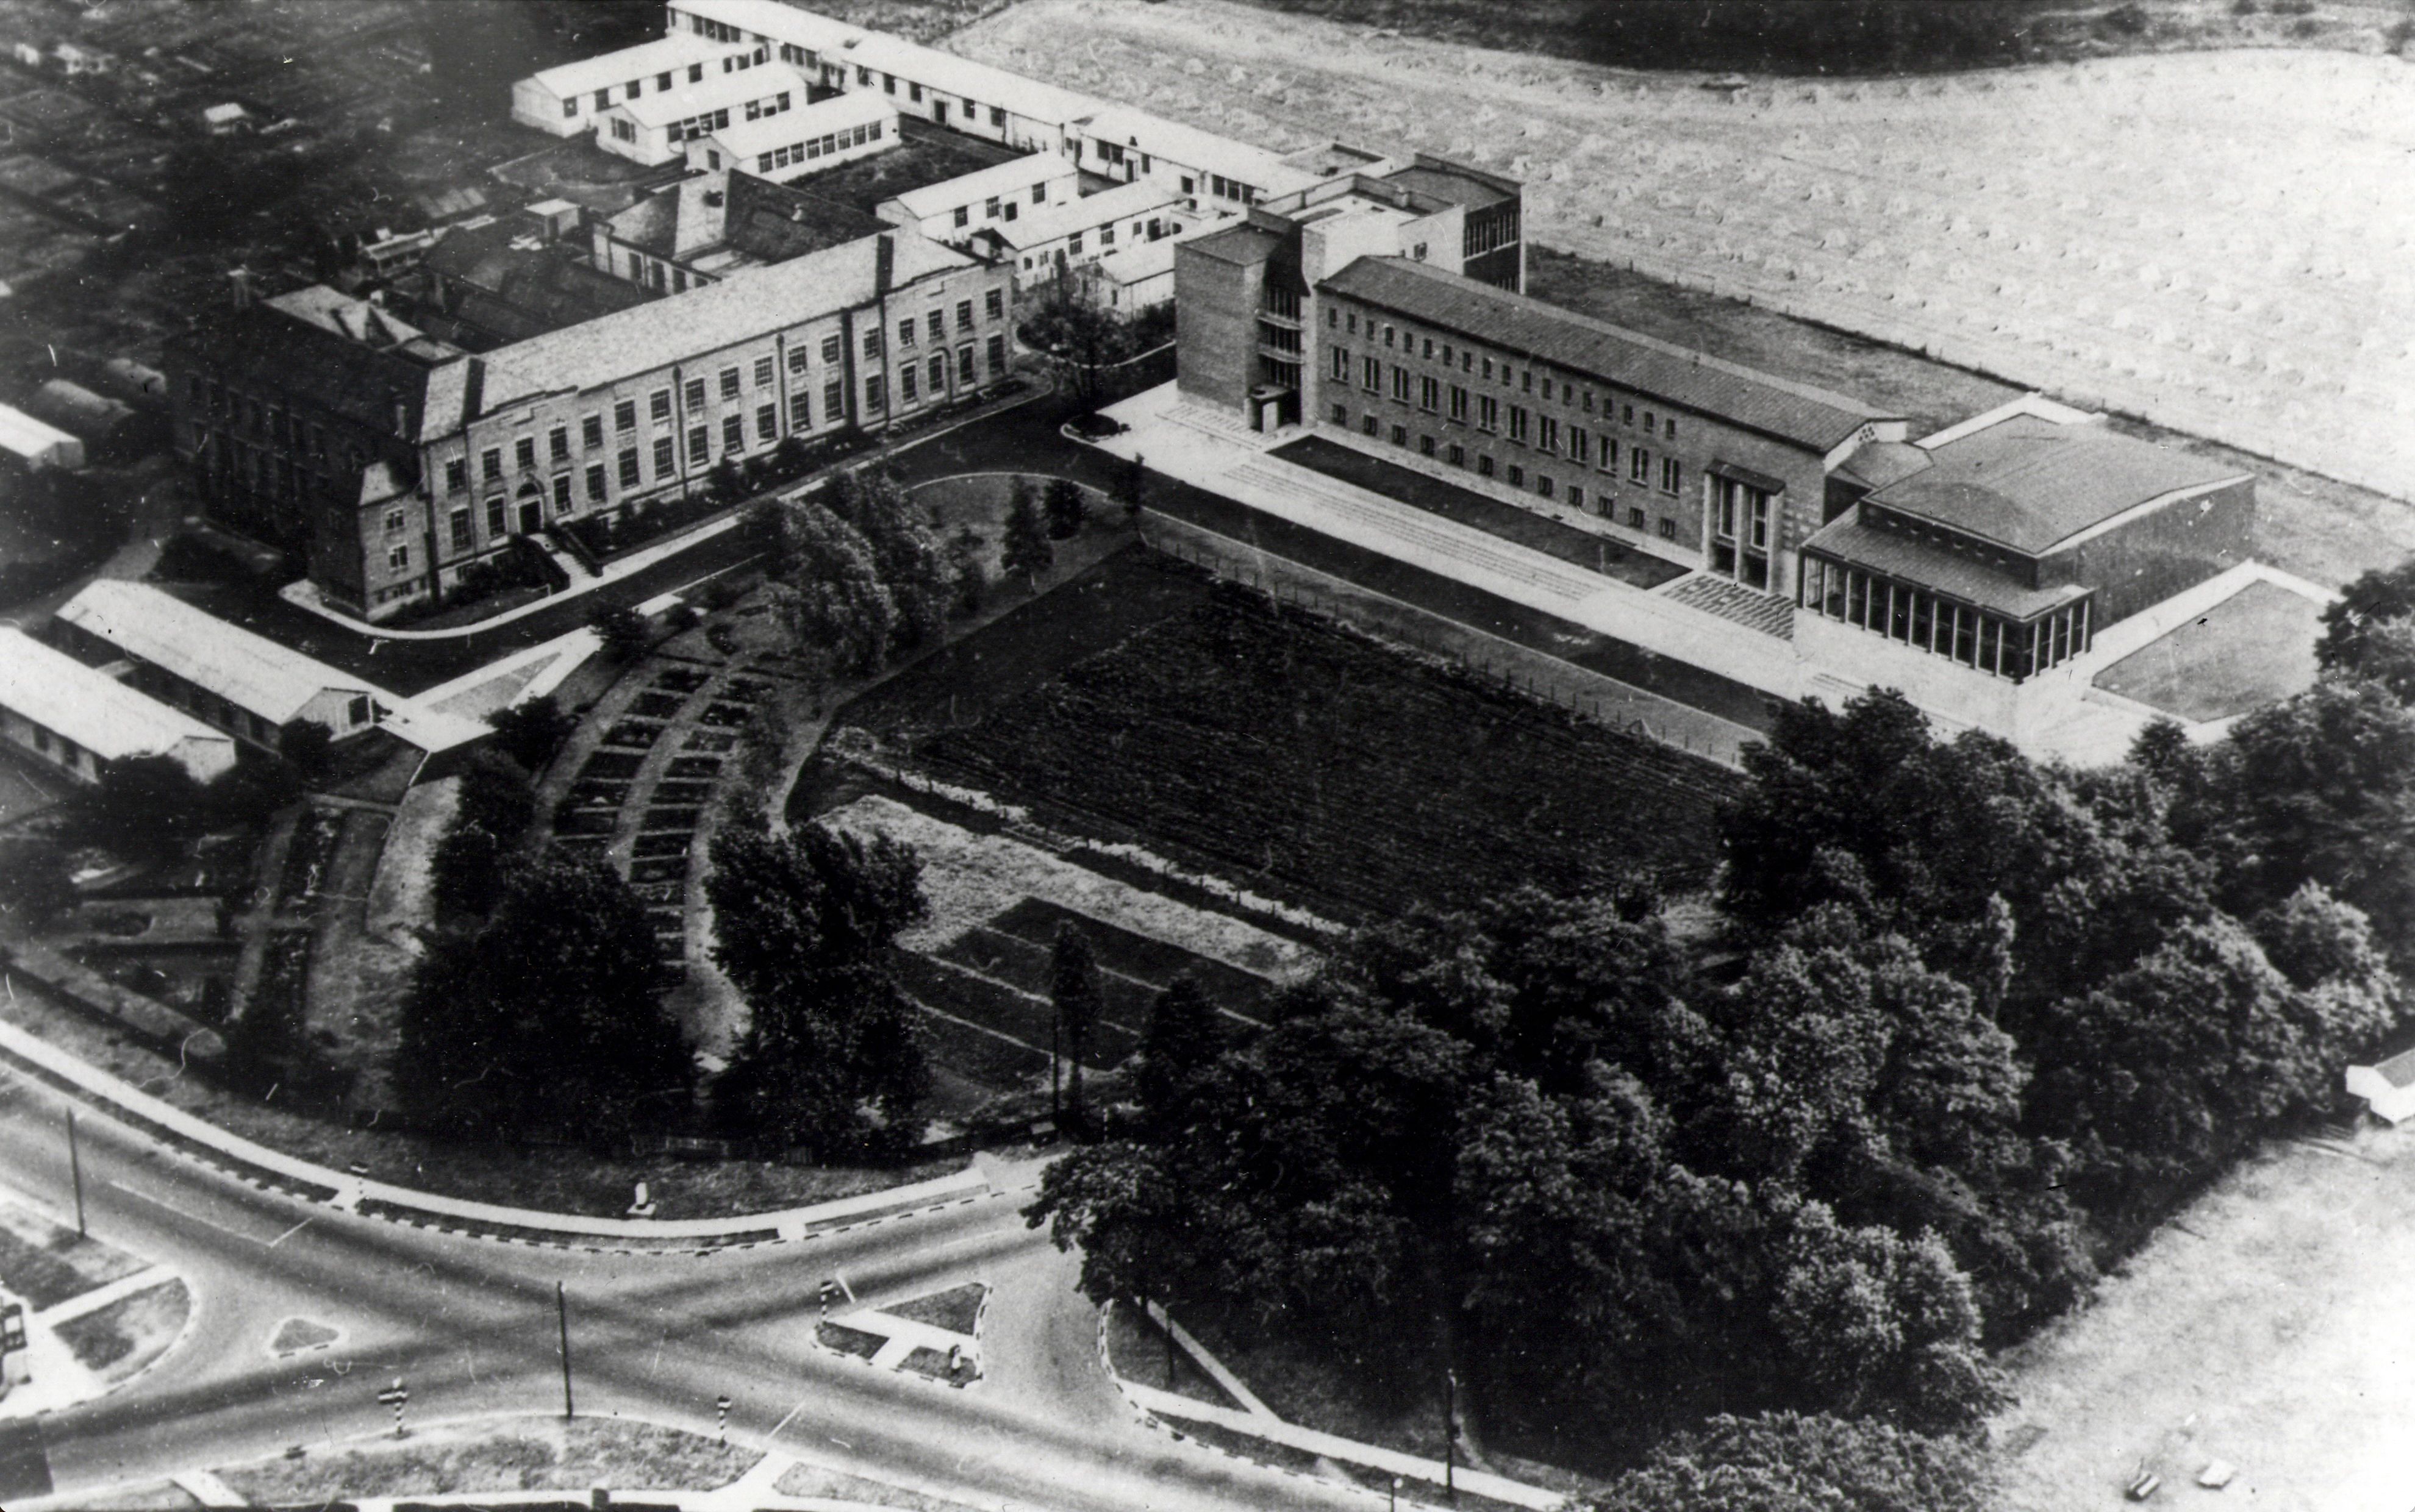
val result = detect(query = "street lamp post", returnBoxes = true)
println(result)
[377,1378,409,1439]
[556,1281,574,1421]
[1444,1368,1458,1505]
[66,1109,85,1238]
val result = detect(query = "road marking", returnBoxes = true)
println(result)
[834,1270,856,1303]
[767,1392,814,1440]
[266,1213,316,1248]
[107,1180,261,1242]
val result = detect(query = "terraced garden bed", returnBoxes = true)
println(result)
[697,702,753,727]
[651,668,711,694]
[666,758,721,780]
[683,732,738,754]
[641,807,702,831]
[578,752,644,781]
[991,896,1273,1014]
[629,692,685,719]
[632,833,690,858]
[566,782,629,808]
[601,720,666,750]
[914,587,1737,918]
[277,810,345,910]
[653,780,713,804]
[553,810,615,836]
[893,949,1137,1069]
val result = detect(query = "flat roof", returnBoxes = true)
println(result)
[1179,221,1285,268]
[0,627,231,763]
[1383,162,1518,212]
[1867,414,2250,555]
[1098,235,1181,284]
[56,580,375,725]
[1801,515,2088,620]
[0,400,79,460]
[884,149,1076,219]
[704,88,893,157]
[465,231,973,412]
[526,34,738,99]
[610,60,806,128]
[1320,256,1894,454]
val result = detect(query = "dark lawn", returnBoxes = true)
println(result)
[1272,433,1687,590]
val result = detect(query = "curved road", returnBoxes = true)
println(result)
[0,1066,1357,1512]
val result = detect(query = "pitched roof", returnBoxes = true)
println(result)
[524,33,739,99]
[609,60,805,128]
[170,291,457,454]
[673,0,1095,122]
[704,87,893,160]
[608,168,889,263]
[0,400,79,462]
[984,179,1178,249]
[1866,414,2250,555]
[883,151,1076,220]
[473,231,973,412]
[1319,257,1894,453]
[1800,514,2088,620]
[0,627,231,761]
[1079,104,1318,194]
[56,581,374,725]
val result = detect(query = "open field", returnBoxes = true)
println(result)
[911,582,1739,919]
[954,1,2415,516]
[1994,1121,2415,1512]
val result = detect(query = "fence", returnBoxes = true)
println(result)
[1140,515,1758,771]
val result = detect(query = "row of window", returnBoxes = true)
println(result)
[1328,404,1685,541]
[186,376,369,481]
[1333,350,1684,495]
[565,55,729,116]
[1801,557,2091,682]
[756,118,881,174]
[1331,309,1683,441]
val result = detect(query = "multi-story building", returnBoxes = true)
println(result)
[591,169,891,293]
[1311,255,1900,597]
[169,234,1016,622]
[1174,153,1526,432]
[682,90,898,182]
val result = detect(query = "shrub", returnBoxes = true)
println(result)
[588,602,651,662]
[2099,2,2150,34]
[1043,477,1088,540]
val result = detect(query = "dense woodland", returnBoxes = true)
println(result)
[1029,557,2415,1502]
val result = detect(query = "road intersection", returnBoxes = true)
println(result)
[0,1061,1359,1512]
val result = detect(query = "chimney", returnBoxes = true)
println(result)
[228,268,252,309]
[393,398,411,440]
[874,232,894,296]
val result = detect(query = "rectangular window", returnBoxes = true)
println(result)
[515,437,536,472]
[929,354,946,391]
[956,300,974,332]
[1661,457,1681,495]
[1361,356,1380,392]
[756,404,777,440]
[1478,395,1499,432]
[902,365,919,404]
[614,399,637,433]
[1569,485,1584,511]
[957,345,974,384]
[548,426,568,463]
[865,374,885,410]
[1392,366,1410,402]
[1448,443,1465,467]
[1448,385,1469,422]
[618,448,641,487]
[1508,406,1529,443]
[986,288,1004,319]
[719,366,742,400]
[445,458,467,493]
[651,388,672,422]
[1507,464,1524,488]
[1537,475,1554,499]
[687,426,710,464]
[684,377,707,412]
[1331,346,1350,380]
[550,474,571,512]
[821,334,843,365]
[482,447,502,482]
[863,330,882,361]
[1477,454,1495,477]
[927,312,945,343]
[385,507,409,535]
[1420,376,1440,412]
[582,414,604,450]
[1631,446,1650,484]
[1538,416,1559,454]
[1660,517,1677,541]
[1331,403,1348,426]
[585,463,607,503]
[1362,415,1378,437]
[753,355,775,388]
[788,343,810,374]
[1600,437,1618,472]
[487,497,506,537]
[449,507,473,551]
[389,544,410,570]
[722,414,744,451]
[823,379,844,418]
[1629,507,1647,530]
[1570,426,1589,465]
[899,318,917,349]
[789,391,812,429]
[986,333,1006,373]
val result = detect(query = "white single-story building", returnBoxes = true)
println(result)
[1070,103,1320,213]
[1092,232,1182,310]
[0,401,84,471]
[0,627,237,785]
[2348,1050,2415,1124]
[594,58,808,165]
[875,151,1081,247]
[54,580,385,754]
[683,89,896,180]
[510,32,754,137]
[978,177,1184,285]
[201,101,250,134]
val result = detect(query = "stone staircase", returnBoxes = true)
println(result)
[1658,572,1797,638]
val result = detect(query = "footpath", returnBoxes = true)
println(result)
[0,1013,988,1250]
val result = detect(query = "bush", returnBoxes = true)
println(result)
[1067,413,1127,440]
[1043,477,1088,540]
[2098,2,2149,34]
[588,602,651,661]
[150,533,263,585]
[487,695,574,772]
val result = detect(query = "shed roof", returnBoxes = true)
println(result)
[1320,256,1892,453]
[56,580,374,725]
[0,627,229,763]
[525,33,737,99]
[1800,514,2088,621]
[1866,413,2249,555]
[884,151,1076,219]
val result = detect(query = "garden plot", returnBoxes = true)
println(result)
[954,0,2415,508]
[904,591,1737,918]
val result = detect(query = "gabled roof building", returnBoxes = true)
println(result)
[0,626,237,783]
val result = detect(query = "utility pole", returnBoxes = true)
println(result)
[66,1109,85,1238]
[1444,1368,1457,1504]
[716,1393,732,1443]
[556,1281,574,1421]
[1050,1009,1061,1122]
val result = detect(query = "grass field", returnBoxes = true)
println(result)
[954,0,2415,520]
[2094,579,2325,722]
[1994,1121,2415,1512]
[912,583,1739,919]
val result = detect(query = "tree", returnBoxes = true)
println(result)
[588,602,651,662]
[1589,1411,1997,1512]
[0,836,76,927]
[1001,480,1053,588]
[1769,1202,2000,1428]
[66,756,208,863]
[947,527,988,617]
[706,456,746,504]
[1117,452,1148,519]
[704,823,931,1154]
[431,753,535,919]
[399,850,692,1136]
[766,499,895,678]
[1135,975,1225,1129]
[488,695,574,772]
[2316,554,2415,682]
[834,471,951,654]
[1051,923,1103,1121]
[277,720,333,785]
[1043,477,1088,540]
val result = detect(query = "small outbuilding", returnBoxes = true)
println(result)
[202,101,250,134]
[0,401,84,471]
[2347,1049,2415,1124]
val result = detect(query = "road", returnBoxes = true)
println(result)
[0,1062,1359,1511]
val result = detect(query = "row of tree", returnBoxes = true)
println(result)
[1028,556,2415,1490]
